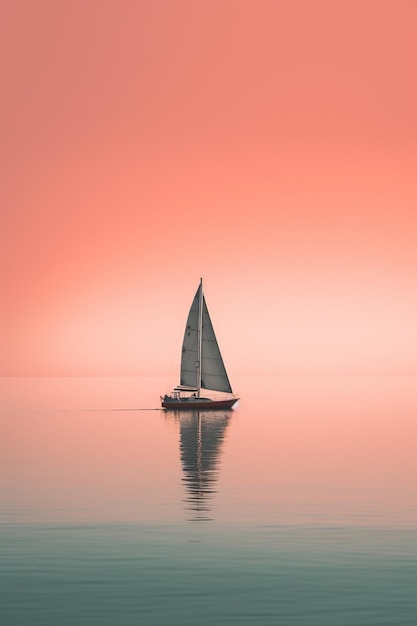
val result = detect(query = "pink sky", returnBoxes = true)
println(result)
[1,0,416,376]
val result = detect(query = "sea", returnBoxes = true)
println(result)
[1,375,416,625]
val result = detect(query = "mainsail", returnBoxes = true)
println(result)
[180,283,233,393]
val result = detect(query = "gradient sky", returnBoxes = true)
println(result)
[1,0,416,376]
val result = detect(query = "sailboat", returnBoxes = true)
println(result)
[161,279,239,410]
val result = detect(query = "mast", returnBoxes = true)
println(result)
[197,277,203,396]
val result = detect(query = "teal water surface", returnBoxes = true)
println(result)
[2,523,416,626]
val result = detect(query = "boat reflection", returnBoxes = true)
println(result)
[165,410,232,521]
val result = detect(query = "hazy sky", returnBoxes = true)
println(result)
[1,0,416,376]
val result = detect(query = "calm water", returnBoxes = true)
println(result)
[1,376,417,625]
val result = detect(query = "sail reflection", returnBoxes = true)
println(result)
[166,410,232,522]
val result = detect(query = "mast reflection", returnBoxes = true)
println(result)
[165,410,232,522]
